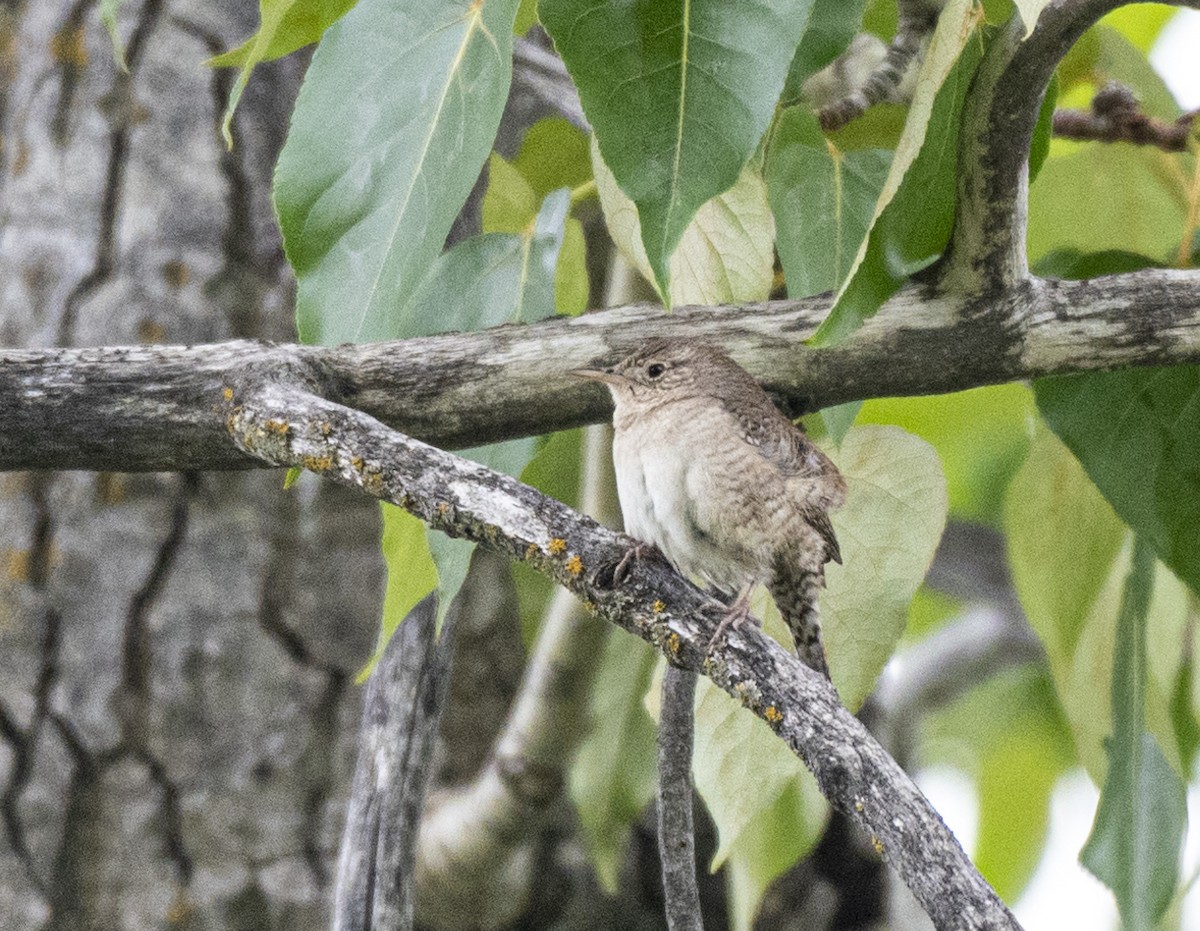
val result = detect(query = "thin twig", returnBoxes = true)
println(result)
[658,665,703,931]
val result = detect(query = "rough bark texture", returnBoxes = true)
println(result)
[3,268,1200,472]
[0,4,382,929]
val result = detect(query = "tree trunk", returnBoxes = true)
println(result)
[0,3,382,928]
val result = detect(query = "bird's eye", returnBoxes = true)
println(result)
[647,363,666,379]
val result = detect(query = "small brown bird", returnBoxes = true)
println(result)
[573,338,846,678]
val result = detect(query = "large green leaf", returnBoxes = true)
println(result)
[569,631,659,891]
[810,0,981,347]
[765,107,891,298]
[1080,537,1187,931]
[859,384,1035,525]
[1036,366,1200,600]
[822,426,948,706]
[1005,427,1192,781]
[542,0,813,299]
[407,189,572,326]
[275,0,520,345]
[592,140,776,306]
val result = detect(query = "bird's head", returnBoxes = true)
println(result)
[571,338,734,409]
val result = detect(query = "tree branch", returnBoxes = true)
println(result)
[658,665,703,931]
[222,378,1020,931]
[2,266,1198,472]
[940,0,1200,292]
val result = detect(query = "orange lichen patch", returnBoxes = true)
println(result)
[665,632,682,656]
[50,24,87,68]
[319,422,332,436]
[652,599,666,614]
[872,836,885,856]
[301,454,334,473]
[565,554,584,576]
[525,543,540,561]
[222,386,234,402]
[263,419,291,437]
[350,456,365,472]
[764,705,783,725]
[436,502,451,517]
[547,538,567,556]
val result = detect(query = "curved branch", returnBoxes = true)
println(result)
[940,0,1200,292]
[2,267,1199,472]
[223,379,1020,931]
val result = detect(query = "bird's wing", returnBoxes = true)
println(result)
[803,508,842,565]
[719,393,846,565]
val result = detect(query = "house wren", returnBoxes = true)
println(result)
[573,339,846,679]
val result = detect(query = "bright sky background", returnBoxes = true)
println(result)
[914,11,1200,931]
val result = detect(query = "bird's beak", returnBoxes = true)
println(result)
[570,367,624,387]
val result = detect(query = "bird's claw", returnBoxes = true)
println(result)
[591,538,662,588]
[704,589,759,650]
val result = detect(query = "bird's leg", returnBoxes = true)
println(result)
[592,535,665,588]
[705,582,758,649]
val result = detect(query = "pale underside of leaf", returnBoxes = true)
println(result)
[592,138,775,307]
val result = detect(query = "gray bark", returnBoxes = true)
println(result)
[0,3,381,929]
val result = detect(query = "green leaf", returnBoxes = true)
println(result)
[1080,537,1187,931]
[820,425,948,706]
[483,126,592,315]
[276,0,520,345]
[1028,146,1190,265]
[1100,5,1177,53]
[542,0,814,299]
[569,630,659,891]
[920,667,1074,902]
[592,140,776,306]
[514,0,538,35]
[213,0,359,149]
[1005,427,1191,781]
[99,0,127,70]
[781,0,869,102]
[810,0,981,347]
[209,0,358,67]
[406,188,572,327]
[1036,365,1200,599]
[859,383,1035,525]
[766,107,891,298]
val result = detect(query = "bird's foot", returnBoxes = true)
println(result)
[592,537,663,588]
[705,586,759,650]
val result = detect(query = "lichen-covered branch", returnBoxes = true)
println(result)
[2,265,1199,473]
[223,379,1020,931]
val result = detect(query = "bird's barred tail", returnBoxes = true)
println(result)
[769,569,831,680]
